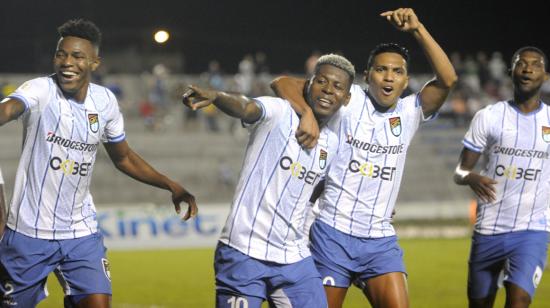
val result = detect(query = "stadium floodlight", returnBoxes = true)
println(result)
[154,30,170,44]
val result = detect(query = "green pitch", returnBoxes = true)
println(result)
[38,237,550,307]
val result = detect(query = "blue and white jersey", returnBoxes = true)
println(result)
[318,84,431,238]
[463,101,550,235]
[5,76,125,239]
[219,96,341,264]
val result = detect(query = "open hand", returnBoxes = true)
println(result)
[466,173,498,203]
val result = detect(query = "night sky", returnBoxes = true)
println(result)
[0,0,548,74]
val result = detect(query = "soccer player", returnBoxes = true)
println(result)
[182,54,354,308]
[0,19,197,308]
[271,8,457,308]
[0,166,6,237]
[454,46,549,308]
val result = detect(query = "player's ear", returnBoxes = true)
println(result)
[90,56,101,72]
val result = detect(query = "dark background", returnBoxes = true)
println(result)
[0,0,548,74]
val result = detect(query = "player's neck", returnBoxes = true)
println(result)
[54,76,89,103]
[313,113,328,128]
[64,90,88,103]
[366,90,394,113]
[512,91,542,113]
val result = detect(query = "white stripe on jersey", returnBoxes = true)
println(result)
[6,76,125,239]
[219,96,340,264]
[463,101,550,235]
[318,85,431,238]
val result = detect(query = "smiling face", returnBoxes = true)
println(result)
[511,50,548,97]
[53,36,100,101]
[307,64,352,123]
[365,52,409,108]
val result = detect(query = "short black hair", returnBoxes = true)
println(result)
[511,46,548,71]
[57,19,102,49]
[366,43,409,71]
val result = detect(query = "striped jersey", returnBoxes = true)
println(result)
[317,84,432,238]
[5,76,125,239]
[219,96,341,264]
[463,100,550,235]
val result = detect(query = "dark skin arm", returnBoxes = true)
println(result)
[381,8,457,117]
[454,148,497,203]
[0,99,25,126]
[270,76,319,148]
[0,98,25,235]
[103,141,197,220]
[181,85,262,123]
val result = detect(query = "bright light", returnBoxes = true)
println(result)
[154,30,170,44]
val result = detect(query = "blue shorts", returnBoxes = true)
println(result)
[0,228,112,307]
[214,242,327,308]
[468,230,549,299]
[309,220,406,288]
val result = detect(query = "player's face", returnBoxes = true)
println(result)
[365,52,409,108]
[307,64,351,121]
[511,51,548,96]
[53,36,100,101]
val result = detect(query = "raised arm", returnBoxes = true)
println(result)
[0,98,25,126]
[454,148,497,203]
[381,8,457,117]
[270,76,319,148]
[181,85,262,124]
[103,140,197,220]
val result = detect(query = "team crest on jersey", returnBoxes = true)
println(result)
[319,149,327,169]
[102,258,112,281]
[542,126,550,143]
[88,113,99,133]
[389,117,401,137]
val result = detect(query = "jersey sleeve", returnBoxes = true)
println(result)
[101,89,126,143]
[243,96,288,131]
[399,93,430,132]
[7,77,51,116]
[463,107,490,153]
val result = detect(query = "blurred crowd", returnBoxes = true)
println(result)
[1,50,549,133]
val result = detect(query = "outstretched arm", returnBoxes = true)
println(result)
[271,76,319,148]
[381,8,457,117]
[454,148,497,203]
[104,141,197,220]
[182,85,262,123]
[0,99,25,126]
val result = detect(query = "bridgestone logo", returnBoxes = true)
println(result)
[46,132,97,152]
